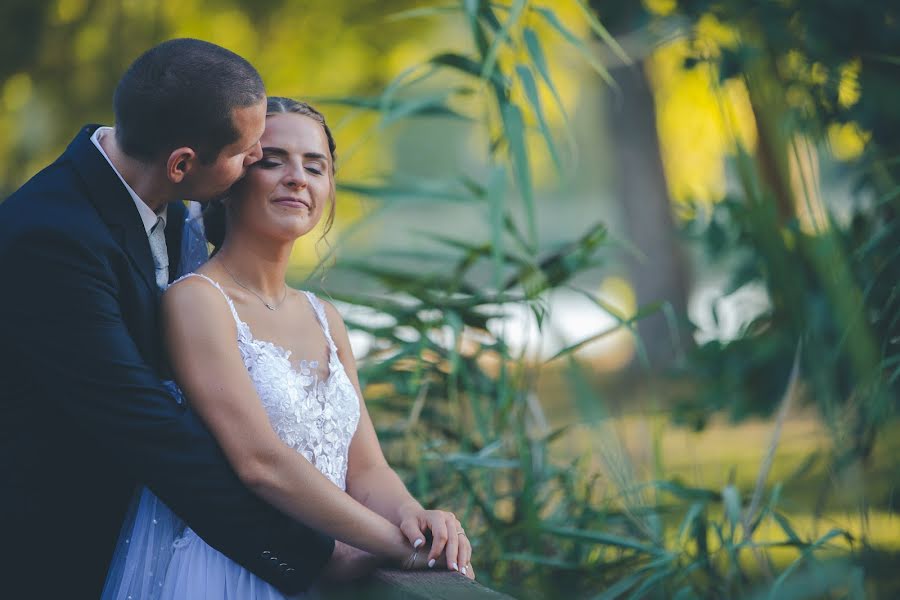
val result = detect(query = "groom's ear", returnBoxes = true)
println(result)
[166,147,197,183]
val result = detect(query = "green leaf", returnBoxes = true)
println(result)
[655,480,720,502]
[626,567,674,600]
[501,552,581,569]
[547,321,628,362]
[480,0,528,81]
[522,27,569,124]
[487,165,507,289]
[499,102,536,248]
[722,484,742,528]
[382,88,475,124]
[677,502,706,541]
[337,180,476,203]
[772,511,801,544]
[516,64,562,171]
[769,529,854,598]
[463,0,491,59]
[574,0,631,65]
[542,526,664,555]
[430,52,508,91]
[531,6,617,89]
[384,3,460,22]
[315,90,473,122]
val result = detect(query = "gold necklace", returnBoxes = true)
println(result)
[220,261,288,311]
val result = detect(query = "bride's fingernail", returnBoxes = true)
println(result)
[462,566,468,575]
[452,562,459,571]
[414,538,424,548]
[428,558,436,568]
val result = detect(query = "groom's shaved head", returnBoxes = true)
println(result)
[113,38,265,163]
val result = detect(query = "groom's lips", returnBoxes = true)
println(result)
[272,196,310,209]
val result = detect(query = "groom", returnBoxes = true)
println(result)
[0,40,339,597]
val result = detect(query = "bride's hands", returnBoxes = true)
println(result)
[400,542,477,580]
[397,504,474,578]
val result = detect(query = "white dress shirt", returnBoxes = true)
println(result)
[90,126,167,234]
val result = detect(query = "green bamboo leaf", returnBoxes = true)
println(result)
[315,89,473,122]
[547,321,628,362]
[383,88,475,124]
[337,181,476,203]
[430,52,508,90]
[655,480,720,502]
[487,165,507,289]
[384,3,460,22]
[501,552,581,569]
[476,1,502,30]
[770,529,854,599]
[541,423,573,443]
[574,0,631,65]
[772,511,801,543]
[439,453,519,468]
[541,526,664,555]
[531,6,617,89]
[499,102,536,248]
[591,555,675,600]
[592,571,644,600]
[523,27,570,124]
[480,0,528,81]
[380,63,436,112]
[516,64,562,171]
[677,502,706,541]
[626,567,675,600]
[722,484,742,533]
[463,0,491,58]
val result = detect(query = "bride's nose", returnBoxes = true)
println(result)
[284,165,307,189]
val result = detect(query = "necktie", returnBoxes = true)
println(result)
[148,216,169,290]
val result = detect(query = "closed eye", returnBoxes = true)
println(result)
[256,158,282,169]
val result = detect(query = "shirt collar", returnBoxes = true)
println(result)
[91,126,167,236]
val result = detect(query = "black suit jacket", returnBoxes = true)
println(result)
[0,126,334,597]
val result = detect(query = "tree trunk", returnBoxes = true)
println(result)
[607,62,691,372]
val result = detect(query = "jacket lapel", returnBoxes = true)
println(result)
[64,126,160,295]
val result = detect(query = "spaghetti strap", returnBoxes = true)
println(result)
[172,273,243,328]
[302,291,338,354]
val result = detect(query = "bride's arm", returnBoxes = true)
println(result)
[161,279,415,566]
[320,301,475,578]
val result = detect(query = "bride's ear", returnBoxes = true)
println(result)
[166,147,197,183]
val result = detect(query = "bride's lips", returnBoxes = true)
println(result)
[272,196,311,209]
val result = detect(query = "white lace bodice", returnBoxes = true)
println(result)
[176,273,360,490]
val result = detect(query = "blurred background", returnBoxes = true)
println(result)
[2,0,898,597]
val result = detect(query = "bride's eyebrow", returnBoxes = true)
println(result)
[261,147,328,163]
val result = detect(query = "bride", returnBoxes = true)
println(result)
[103,97,474,599]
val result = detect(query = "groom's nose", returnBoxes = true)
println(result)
[244,142,263,166]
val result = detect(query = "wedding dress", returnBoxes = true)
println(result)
[102,272,361,599]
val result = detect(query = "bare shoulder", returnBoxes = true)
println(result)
[161,274,235,332]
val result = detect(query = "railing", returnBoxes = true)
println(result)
[320,568,516,599]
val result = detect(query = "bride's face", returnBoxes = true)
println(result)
[228,112,333,242]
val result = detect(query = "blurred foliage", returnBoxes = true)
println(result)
[304,1,899,597]
[645,0,900,458]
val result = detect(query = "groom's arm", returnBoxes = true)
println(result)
[1,225,334,594]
